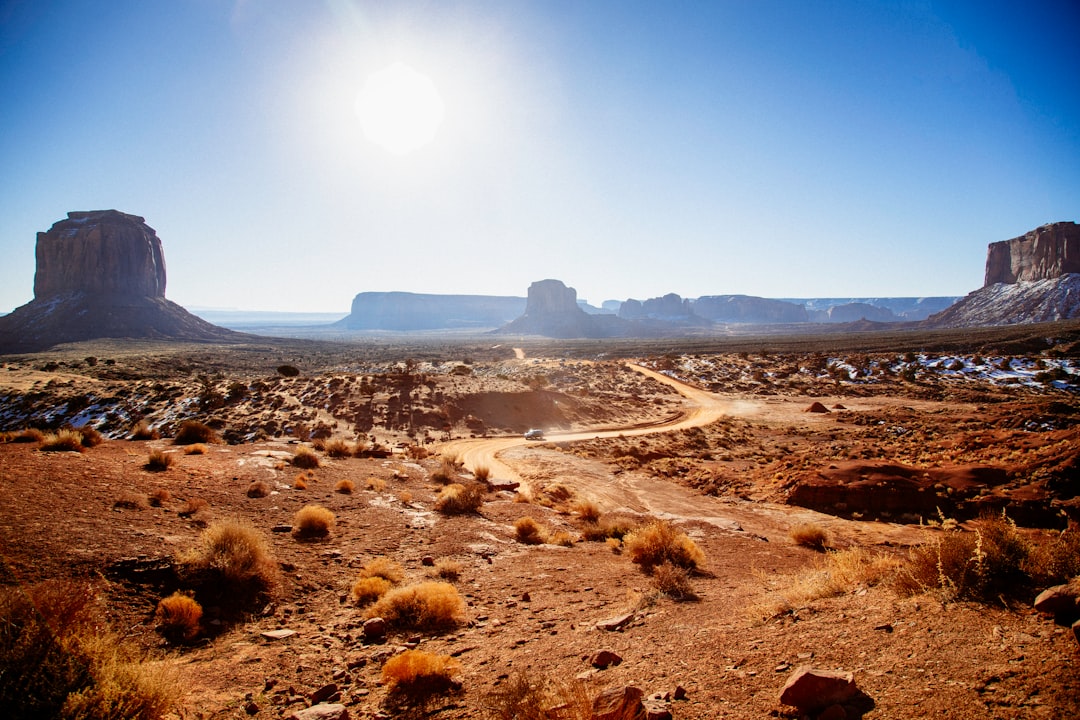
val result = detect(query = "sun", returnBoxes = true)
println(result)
[355,62,445,155]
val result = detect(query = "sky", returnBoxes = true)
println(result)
[1,0,1078,313]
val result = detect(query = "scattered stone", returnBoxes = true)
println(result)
[1034,582,1080,624]
[244,700,259,715]
[779,666,859,713]
[287,704,348,720]
[595,612,635,632]
[261,629,296,641]
[590,650,623,669]
[362,617,388,641]
[644,693,673,720]
[805,402,830,413]
[874,623,894,633]
[309,683,338,704]
[672,686,687,701]
[421,555,435,566]
[272,524,293,533]
[591,686,644,720]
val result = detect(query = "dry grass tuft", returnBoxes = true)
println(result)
[183,443,207,456]
[431,456,460,484]
[324,438,353,458]
[352,576,393,606]
[292,504,335,539]
[40,429,85,453]
[580,516,637,542]
[292,474,308,490]
[484,671,593,720]
[433,558,463,581]
[334,479,355,494]
[144,450,175,472]
[245,481,270,498]
[652,561,697,600]
[472,465,491,483]
[790,522,830,551]
[534,482,575,508]
[177,497,208,518]
[12,427,46,443]
[173,420,219,446]
[179,520,279,609]
[380,649,461,697]
[78,425,104,448]
[434,483,486,515]
[0,579,177,719]
[398,490,413,504]
[147,489,171,507]
[624,520,705,570]
[366,476,387,492]
[573,500,602,523]
[154,592,202,644]
[514,517,547,545]
[291,446,320,469]
[548,531,577,547]
[358,557,405,584]
[365,581,466,631]
[130,420,159,441]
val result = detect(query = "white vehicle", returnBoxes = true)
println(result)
[524,428,545,440]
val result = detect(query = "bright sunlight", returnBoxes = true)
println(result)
[355,62,445,155]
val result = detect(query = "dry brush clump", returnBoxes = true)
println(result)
[183,443,207,456]
[245,481,270,498]
[514,517,547,545]
[10,427,46,443]
[484,671,593,720]
[154,592,203,644]
[172,420,219,446]
[130,420,159,440]
[789,522,830,551]
[291,446,321,469]
[381,649,461,699]
[293,504,335,539]
[40,429,86,453]
[652,561,698,601]
[334,479,355,494]
[434,483,487,515]
[365,581,466,632]
[0,579,177,720]
[624,520,705,571]
[323,438,353,458]
[144,450,175,472]
[431,456,461,484]
[178,520,279,610]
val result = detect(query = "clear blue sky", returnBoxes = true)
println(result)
[1,0,1077,313]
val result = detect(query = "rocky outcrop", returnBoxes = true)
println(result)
[926,275,1080,328]
[0,211,245,353]
[691,295,808,324]
[985,222,1080,285]
[338,292,525,331]
[497,280,631,338]
[826,302,898,323]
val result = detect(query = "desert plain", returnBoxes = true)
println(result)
[1,322,1079,719]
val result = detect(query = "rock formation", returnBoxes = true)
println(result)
[985,222,1080,285]
[928,221,1080,328]
[0,210,245,353]
[338,292,525,331]
[497,280,630,338]
[691,295,808,324]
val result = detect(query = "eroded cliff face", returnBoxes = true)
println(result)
[984,222,1080,286]
[34,210,167,298]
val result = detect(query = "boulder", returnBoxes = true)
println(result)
[779,666,859,713]
[591,685,645,720]
[287,705,348,720]
[362,617,388,640]
[1034,582,1080,623]
[590,649,623,668]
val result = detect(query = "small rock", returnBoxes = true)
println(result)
[522,591,531,602]
[261,629,296,641]
[421,555,435,566]
[672,685,687,701]
[595,612,635,632]
[874,623,893,633]
[643,695,672,720]
[309,683,338,704]
[244,701,260,715]
[362,617,387,640]
[287,705,348,720]
[272,525,293,533]
[779,666,859,713]
[590,650,623,669]
[1034,583,1080,624]
[591,686,644,720]
[805,401,830,413]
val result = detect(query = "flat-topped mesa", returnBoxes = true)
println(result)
[34,210,167,298]
[524,278,581,316]
[984,221,1080,286]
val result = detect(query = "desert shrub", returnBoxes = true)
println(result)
[183,443,207,455]
[1026,527,1080,583]
[366,477,387,492]
[334,479,355,494]
[179,520,278,609]
[113,495,146,510]
[894,512,1035,602]
[144,450,175,471]
[154,593,202,644]
[398,490,413,504]
[293,504,335,539]
[291,446,320,469]
[624,520,705,571]
[573,500,601,523]
[790,522,830,551]
[245,481,269,498]
[652,561,697,601]
[581,516,637,542]
[276,364,300,377]
[473,465,491,483]
[352,577,393,606]
[12,427,45,443]
[434,483,486,515]
[40,429,85,452]
[548,531,576,547]
[173,421,219,446]
[433,559,463,581]
[0,580,176,720]
[431,456,460,484]
[359,557,405,584]
[177,498,208,518]
[130,420,159,440]
[753,547,898,620]
[324,438,352,458]
[380,649,461,697]
[147,489,171,507]
[514,517,546,545]
[484,671,592,720]
[77,425,104,448]
[293,476,308,490]
[535,483,575,508]
[365,582,466,631]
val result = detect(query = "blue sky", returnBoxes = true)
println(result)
[1,0,1077,313]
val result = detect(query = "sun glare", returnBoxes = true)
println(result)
[355,62,445,155]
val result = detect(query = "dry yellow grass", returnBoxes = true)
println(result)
[293,505,335,539]
[358,557,405,584]
[366,477,387,492]
[144,450,175,471]
[245,481,269,498]
[624,520,705,570]
[573,500,601,523]
[324,438,353,458]
[173,420,219,446]
[514,517,546,545]
[380,649,461,696]
[179,520,279,608]
[789,522,830,551]
[351,576,393,606]
[183,443,207,455]
[433,558,463,580]
[365,581,466,631]
[291,446,320,469]
[40,429,85,452]
[434,483,486,515]
[154,593,202,644]
[334,479,355,494]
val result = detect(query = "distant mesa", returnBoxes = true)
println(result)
[928,221,1080,328]
[497,279,630,338]
[338,291,525,331]
[0,210,245,353]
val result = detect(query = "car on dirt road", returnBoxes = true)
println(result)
[524,428,545,440]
